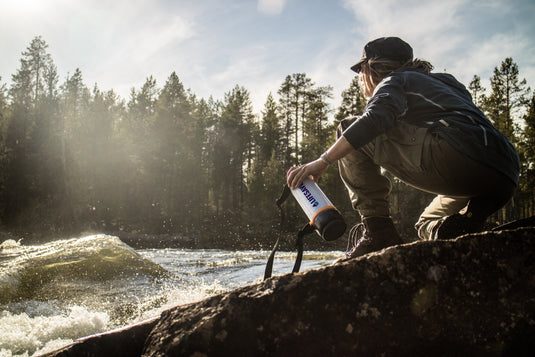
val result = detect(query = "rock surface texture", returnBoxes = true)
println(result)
[44,224,535,356]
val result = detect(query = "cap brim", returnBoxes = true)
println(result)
[350,59,366,73]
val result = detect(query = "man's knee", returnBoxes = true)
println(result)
[414,216,441,240]
[414,195,470,240]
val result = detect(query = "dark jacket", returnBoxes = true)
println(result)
[342,68,520,185]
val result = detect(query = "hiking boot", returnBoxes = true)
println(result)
[335,216,402,263]
[434,213,485,240]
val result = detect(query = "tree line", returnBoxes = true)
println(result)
[0,36,533,247]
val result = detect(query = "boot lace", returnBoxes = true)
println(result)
[345,223,366,258]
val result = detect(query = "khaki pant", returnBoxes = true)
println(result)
[337,120,515,240]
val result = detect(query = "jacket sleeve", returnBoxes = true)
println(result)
[342,74,408,150]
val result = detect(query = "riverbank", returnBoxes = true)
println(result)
[0,226,349,252]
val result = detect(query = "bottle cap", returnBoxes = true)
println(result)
[314,208,346,241]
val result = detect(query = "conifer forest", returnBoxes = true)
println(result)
[0,36,534,248]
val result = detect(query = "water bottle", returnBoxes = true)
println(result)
[291,177,347,241]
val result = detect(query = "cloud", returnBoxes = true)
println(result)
[97,13,195,75]
[342,0,465,57]
[451,32,534,91]
[257,0,288,15]
[62,1,196,95]
[341,0,535,91]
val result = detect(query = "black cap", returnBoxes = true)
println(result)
[351,37,413,73]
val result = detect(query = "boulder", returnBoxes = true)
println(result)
[41,318,158,357]
[44,224,535,356]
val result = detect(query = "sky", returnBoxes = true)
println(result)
[1,0,534,115]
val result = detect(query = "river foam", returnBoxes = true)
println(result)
[0,302,108,357]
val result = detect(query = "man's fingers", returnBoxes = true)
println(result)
[286,166,300,187]
[292,167,307,189]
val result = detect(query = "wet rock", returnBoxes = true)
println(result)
[44,224,535,356]
[42,318,158,357]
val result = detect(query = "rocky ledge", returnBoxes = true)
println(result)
[44,219,535,356]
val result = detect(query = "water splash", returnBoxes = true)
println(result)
[0,235,169,304]
[0,303,108,357]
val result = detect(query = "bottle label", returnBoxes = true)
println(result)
[298,183,319,208]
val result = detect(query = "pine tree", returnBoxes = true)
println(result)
[468,75,486,107]
[277,73,313,165]
[484,58,530,223]
[187,96,216,228]
[31,59,62,225]
[0,76,7,137]
[212,85,255,214]
[245,93,284,232]
[126,75,159,141]
[9,36,54,110]
[0,76,7,112]
[258,93,281,165]
[335,76,367,121]
[520,91,535,171]
[58,68,90,228]
[85,85,125,230]
[125,76,159,161]
[3,36,58,226]
[517,91,535,217]
[485,57,530,141]
[60,68,90,140]
[0,77,8,221]
[151,72,196,232]
[301,85,333,163]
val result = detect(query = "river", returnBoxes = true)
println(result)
[0,234,343,356]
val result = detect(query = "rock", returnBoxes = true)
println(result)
[41,318,158,357]
[44,225,535,356]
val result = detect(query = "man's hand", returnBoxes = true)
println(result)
[286,136,354,189]
[286,159,328,189]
